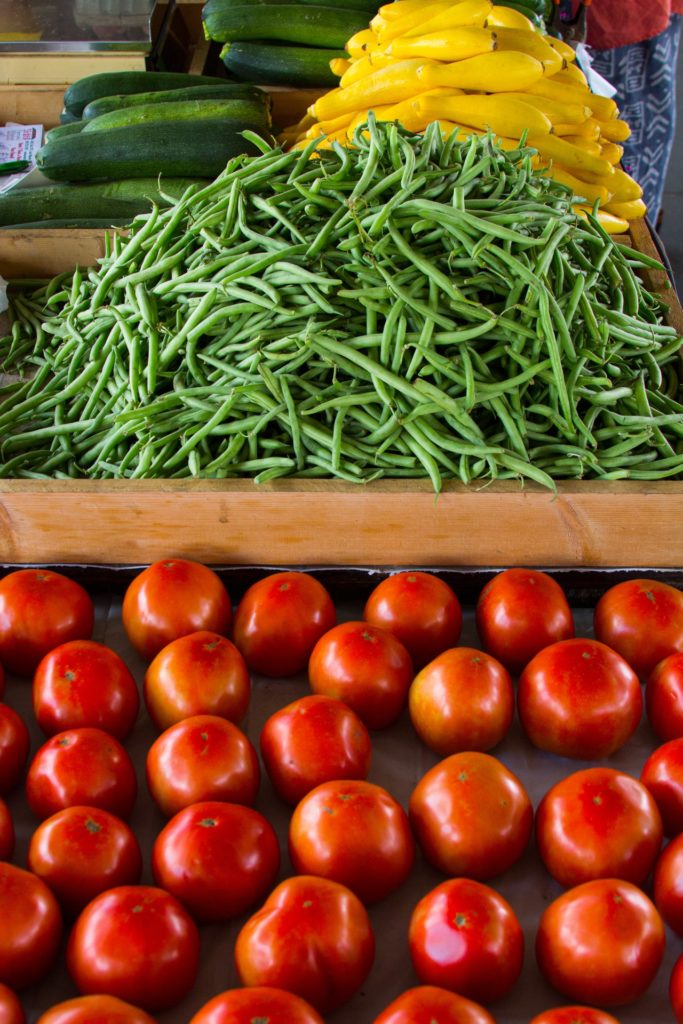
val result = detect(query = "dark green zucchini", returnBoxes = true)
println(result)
[202,4,368,47]
[82,98,270,134]
[45,121,86,143]
[59,109,81,124]
[222,41,345,87]
[63,71,231,116]
[82,83,267,121]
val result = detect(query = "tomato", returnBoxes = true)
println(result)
[475,568,574,675]
[671,953,683,1024]
[67,885,200,1012]
[529,1010,622,1024]
[33,641,139,740]
[646,651,683,741]
[143,631,249,731]
[122,559,232,661]
[594,578,683,678]
[535,878,665,1006]
[0,862,62,989]
[288,780,414,904]
[408,878,524,1003]
[0,704,29,795]
[35,996,156,1024]
[653,833,683,936]
[408,647,513,756]
[0,984,24,1024]
[27,728,137,821]
[189,988,324,1024]
[0,799,13,861]
[535,767,663,888]
[0,664,3,698]
[260,695,371,805]
[363,572,462,669]
[28,806,142,916]
[308,621,413,730]
[235,875,375,1014]
[152,801,280,922]
[372,985,495,1024]
[409,751,532,879]
[518,639,642,760]
[233,571,336,677]
[0,569,93,677]
[641,737,683,836]
[146,714,259,817]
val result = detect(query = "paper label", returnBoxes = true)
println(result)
[0,122,44,195]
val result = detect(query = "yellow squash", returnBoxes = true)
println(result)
[417,50,545,92]
[493,28,564,75]
[547,36,576,62]
[415,91,553,136]
[608,167,643,202]
[527,134,614,177]
[552,65,588,87]
[390,27,497,62]
[501,92,590,125]
[402,0,493,38]
[376,0,455,42]
[346,28,381,59]
[604,198,647,219]
[599,140,624,164]
[329,57,351,77]
[527,78,619,120]
[312,59,430,120]
[595,117,631,142]
[340,52,397,87]
[485,5,537,30]
[574,206,630,233]
[549,165,612,204]
[553,119,601,140]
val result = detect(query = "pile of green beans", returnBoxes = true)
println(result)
[1,117,681,487]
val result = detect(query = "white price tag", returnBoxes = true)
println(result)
[0,122,44,195]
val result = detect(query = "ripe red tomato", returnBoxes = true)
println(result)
[594,578,683,678]
[235,875,375,1014]
[0,862,62,989]
[408,878,524,1003]
[143,631,249,730]
[363,571,462,669]
[475,568,574,675]
[0,984,24,1024]
[35,995,156,1024]
[26,728,137,821]
[33,641,139,740]
[0,569,93,677]
[259,695,371,805]
[67,885,200,1012]
[308,621,413,730]
[122,559,232,661]
[152,801,279,922]
[233,571,336,677]
[189,987,324,1024]
[535,878,665,1006]
[646,652,683,741]
[27,806,142,916]
[0,799,13,861]
[529,1010,621,1024]
[518,639,642,759]
[0,704,29,794]
[641,737,683,836]
[372,985,495,1024]
[146,714,259,817]
[288,780,414,904]
[409,751,532,879]
[671,953,683,1023]
[653,832,683,935]
[535,767,663,888]
[408,647,513,755]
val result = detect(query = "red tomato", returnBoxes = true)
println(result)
[671,953,683,1024]
[189,987,324,1024]
[518,639,642,760]
[143,631,249,730]
[646,652,683,741]
[260,695,372,805]
[0,799,13,861]
[308,621,413,730]
[26,728,137,821]
[0,570,93,677]
[0,862,62,989]
[653,832,683,935]
[409,751,532,879]
[0,984,24,1024]
[0,663,3,698]
[122,559,232,661]
[0,704,29,795]
[535,767,663,888]
[641,737,683,836]
[372,985,495,1024]
[146,714,259,817]
[594,578,683,678]
[408,647,513,755]
[475,568,574,675]
[235,875,375,1014]
[535,878,665,1006]
[529,1010,621,1024]
[27,806,142,916]
[35,995,156,1024]
[233,571,336,677]
[363,572,462,669]
[33,641,139,740]
[288,780,414,904]
[67,885,199,1012]
[152,801,279,922]
[408,878,524,1003]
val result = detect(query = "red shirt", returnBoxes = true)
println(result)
[582,0,683,50]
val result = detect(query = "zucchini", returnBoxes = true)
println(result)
[36,121,270,182]
[64,71,230,117]
[203,0,376,8]
[82,83,266,121]
[59,109,81,124]
[202,4,368,47]
[222,41,345,87]
[45,121,86,143]
[82,98,270,134]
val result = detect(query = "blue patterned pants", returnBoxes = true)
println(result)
[589,14,682,223]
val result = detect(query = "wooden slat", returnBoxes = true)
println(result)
[0,85,65,128]
[0,229,109,279]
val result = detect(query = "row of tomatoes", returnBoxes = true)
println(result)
[1,563,683,1024]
